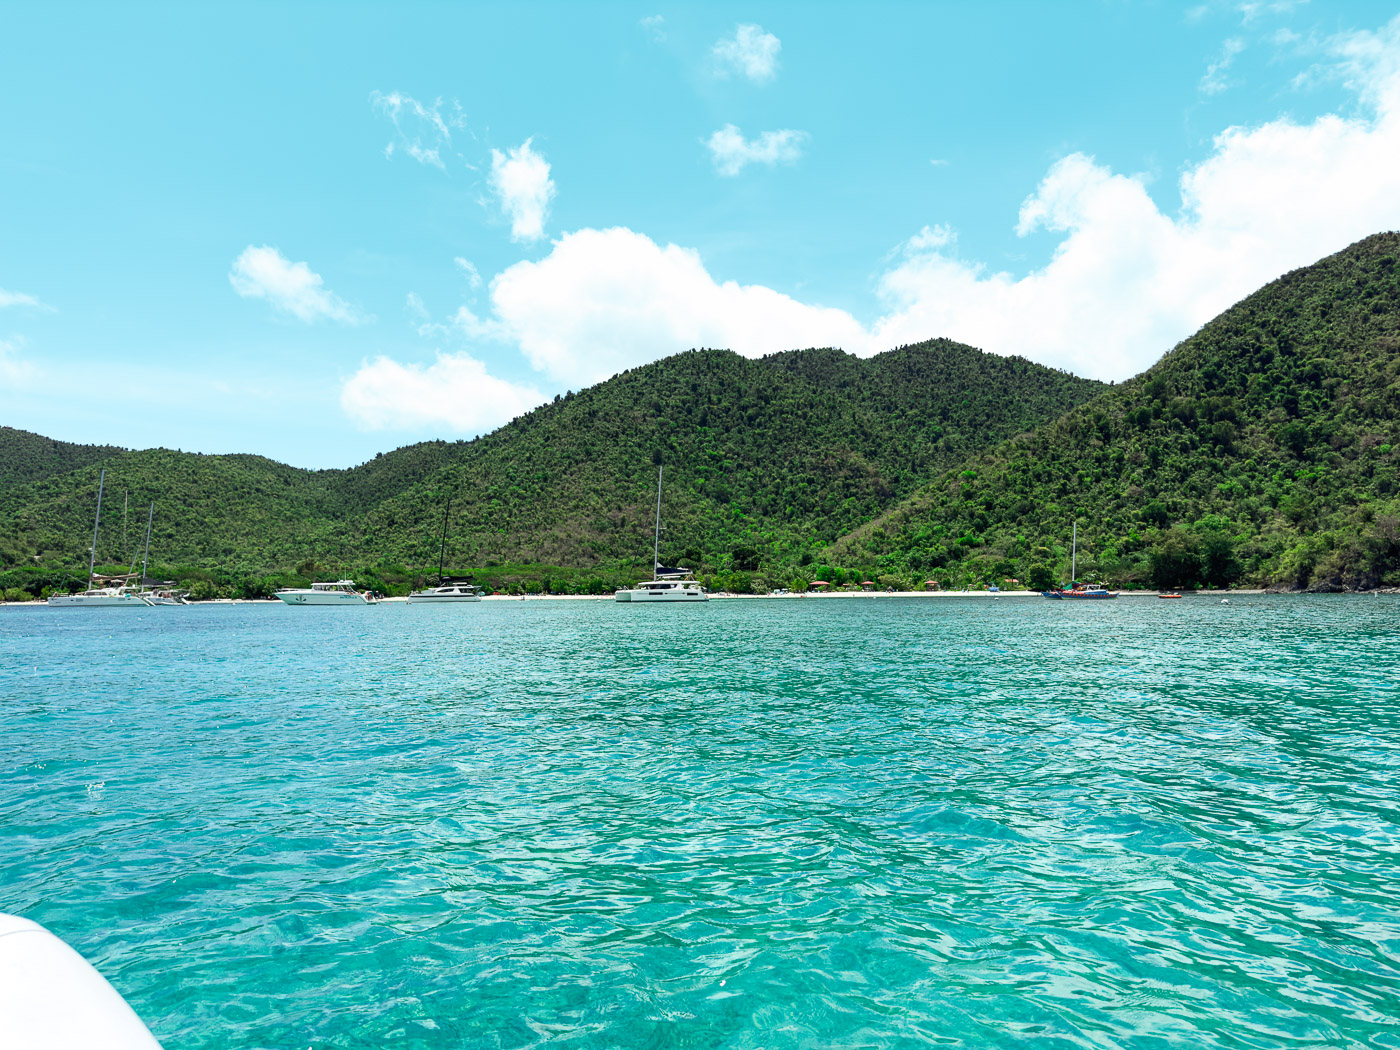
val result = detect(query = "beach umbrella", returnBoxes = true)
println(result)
[810,581,830,587]
[923,580,939,586]
[860,580,875,586]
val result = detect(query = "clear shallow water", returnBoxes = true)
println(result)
[4,595,1400,1049]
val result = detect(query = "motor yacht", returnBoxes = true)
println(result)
[275,580,378,606]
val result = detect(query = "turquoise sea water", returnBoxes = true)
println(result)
[4,595,1400,1048]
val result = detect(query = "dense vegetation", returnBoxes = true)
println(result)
[833,233,1400,591]
[7,233,1399,600]
[0,340,1101,597]
[0,428,120,489]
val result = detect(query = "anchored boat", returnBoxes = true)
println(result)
[1040,521,1118,600]
[615,466,707,603]
[48,470,154,608]
[408,500,484,602]
[275,580,378,606]
[129,502,188,605]
[408,577,483,603]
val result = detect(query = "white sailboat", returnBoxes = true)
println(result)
[408,579,483,602]
[131,503,189,605]
[408,500,483,602]
[615,467,707,603]
[48,469,154,607]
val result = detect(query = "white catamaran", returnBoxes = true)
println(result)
[615,466,708,603]
[48,469,154,608]
[408,499,484,602]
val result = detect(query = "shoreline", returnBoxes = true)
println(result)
[6,587,1368,607]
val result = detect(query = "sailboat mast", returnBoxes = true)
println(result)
[141,503,154,585]
[1071,520,1077,585]
[653,466,663,573]
[88,469,105,587]
[437,499,451,582]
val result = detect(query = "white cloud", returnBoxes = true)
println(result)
[487,227,871,387]
[0,337,35,387]
[342,13,1400,435]
[489,139,556,242]
[473,17,1400,388]
[1201,37,1246,94]
[640,14,665,41]
[229,246,361,323]
[454,257,483,289]
[1238,1,1308,24]
[705,124,808,176]
[0,288,50,310]
[902,225,955,253]
[340,352,543,433]
[866,33,1400,380]
[713,23,781,82]
[371,91,468,169]
[1334,13,1400,109]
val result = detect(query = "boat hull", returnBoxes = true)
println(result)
[407,594,482,603]
[275,592,374,606]
[614,589,707,602]
[47,592,151,608]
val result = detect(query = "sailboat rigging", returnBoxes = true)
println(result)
[614,466,707,602]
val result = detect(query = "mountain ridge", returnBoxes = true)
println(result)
[6,233,1399,597]
[0,339,1105,595]
[831,232,1400,591]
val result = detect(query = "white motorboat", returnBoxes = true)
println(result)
[408,577,483,602]
[275,580,378,606]
[48,470,154,608]
[615,466,708,603]
[140,588,188,606]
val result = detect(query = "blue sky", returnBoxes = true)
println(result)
[3,1,1400,467]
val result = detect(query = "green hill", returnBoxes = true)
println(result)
[0,339,1104,596]
[832,233,1400,591]
[0,427,121,492]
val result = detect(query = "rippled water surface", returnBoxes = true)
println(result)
[4,595,1400,1048]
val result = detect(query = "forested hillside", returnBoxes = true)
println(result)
[0,427,121,491]
[9,234,1398,599]
[834,233,1400,591]
[0,340,1102,596]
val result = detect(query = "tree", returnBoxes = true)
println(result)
[1149,528,1201,589]
[1025,563,1056,591]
